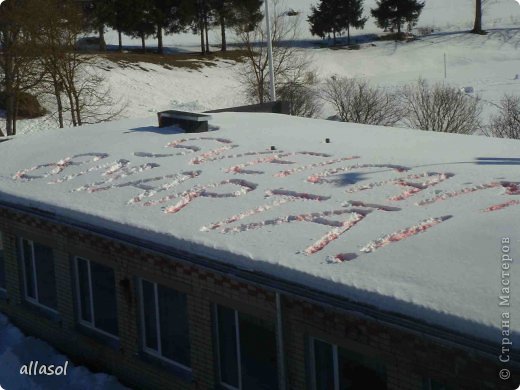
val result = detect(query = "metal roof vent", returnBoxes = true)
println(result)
[157,110,212,133]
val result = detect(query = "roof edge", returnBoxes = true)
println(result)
[0,199,517,364]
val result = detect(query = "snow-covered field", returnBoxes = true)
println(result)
[0,314,127,390]
[11,0,520,135]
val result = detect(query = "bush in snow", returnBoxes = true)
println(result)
[321,77,403,126]
[400,79,482,134]
[236,0,321,118]
[277,70,322,118]
[489,95,520,140]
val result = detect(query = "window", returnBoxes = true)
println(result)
[20,239,57,311]
[139,279,190,369]
[0,232,5,291]
[215,305,278,390]
[422,378,454,390]
[74,257,119,338]
[311,338,387,390]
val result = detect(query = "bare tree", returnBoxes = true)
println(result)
[235,0,320,117]
[321,77,403,126]
[489,95,520,140]
[0,0,45,136]
[278,70,322,118]
[28,0,124,128]
[400,79,482,134]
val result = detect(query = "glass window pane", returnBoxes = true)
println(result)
[90,262,118,336]
[157,285,190,367]
[76,258,92,323]
[314,339,335,390]
[422,378,453,390]
[338,347,387,390]
[217,305,239,387]
[22,240,35,299]
[0,232,5,290]
[239,312,278,390]
[33,242,57,310]
[141,280,158,351]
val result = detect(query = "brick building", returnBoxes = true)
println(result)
[0,114,518,389]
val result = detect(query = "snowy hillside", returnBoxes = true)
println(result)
[9,0,520,136]
[15,26,520,136]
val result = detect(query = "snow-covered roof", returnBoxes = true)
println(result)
[1,113,519,344]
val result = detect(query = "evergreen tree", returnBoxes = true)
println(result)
[232,0,264,34]
[150,0,188,54]
[120,0,156,51]
[308,0,341,43]
[343,0,367,44]
[371,0,424,35]
[209,0,261,51]
[96,0,132,51]
[181,0,211,54]
[83,0,112,51]
[308,0,367,45]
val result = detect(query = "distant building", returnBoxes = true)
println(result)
[0,113,518,389]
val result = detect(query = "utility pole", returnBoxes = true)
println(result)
[265,0,276,101]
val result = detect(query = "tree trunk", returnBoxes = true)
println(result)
[200,20,206,54]
[13,97,19,135]
[118,30,122,51]
[3,53,15,136]
[52,75,64,128]
[205,19,210,53]
[66,90,77,127]
[141,33,146,52]
[5,92,15,136]
[98,25,106,51]
[220,15,226,51]
[157,25,163,54]
[347,25,351,45]
[473,0,483,33]
[397,22,401,35]
[333,29,336,45]
[73,91,82,126]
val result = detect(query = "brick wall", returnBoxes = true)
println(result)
[0,206,517,390]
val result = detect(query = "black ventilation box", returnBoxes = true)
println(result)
[157,110,212,133]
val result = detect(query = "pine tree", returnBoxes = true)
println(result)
[120,0,156,52]
[308,0,367,45]
[209,0,232,51]
[209,0,263,52]
[308,0,341,44]
[150,0,189,54]
[371,0,424,35]
[343,0,367,44]
[232,0,264,34]
[83,0,112,51]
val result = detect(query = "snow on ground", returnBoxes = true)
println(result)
[0,113,519,344]
[103,0,520,48]
[0,314,127,390]
[11,0,520,135]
